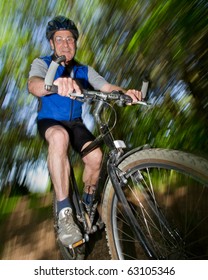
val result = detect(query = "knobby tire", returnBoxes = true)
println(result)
[102,148,208,260]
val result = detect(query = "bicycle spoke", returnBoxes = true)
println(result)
[104,149,208,260]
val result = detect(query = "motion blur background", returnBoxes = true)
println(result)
[0,0,207,259]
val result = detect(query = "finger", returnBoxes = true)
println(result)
[72,80,82,94]
[54,78,62,95]
[58,78,64,95]
[67,78,75,96]
[128,90,142,101]
[62,77,69,96]
[126,90,136,102]
[135,90,142,101]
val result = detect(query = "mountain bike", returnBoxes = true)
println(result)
[45,56,208,260]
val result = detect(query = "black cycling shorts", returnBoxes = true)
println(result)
[37,118,95,153]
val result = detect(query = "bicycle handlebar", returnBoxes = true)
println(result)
[44,55,149,106]
[69,91,149,106]
[70,90,131,103]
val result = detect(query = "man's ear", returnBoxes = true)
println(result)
[50,39,54,50]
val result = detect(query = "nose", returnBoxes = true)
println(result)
[63,40,69,47]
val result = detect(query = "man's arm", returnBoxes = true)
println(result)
[28,58,50,97]
[100,82,126,93]
[101,82,141,102]
[88,66,141,102]
[28,76,50,97]
[28,75,81,98]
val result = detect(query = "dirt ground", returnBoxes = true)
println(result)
[0,193,111,260]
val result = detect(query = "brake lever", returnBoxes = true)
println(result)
[132,100,149,106]
[68,92,84,98]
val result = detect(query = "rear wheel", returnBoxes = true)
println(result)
[102,149,208,259]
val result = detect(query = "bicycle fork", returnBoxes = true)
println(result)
[107,160,157,259]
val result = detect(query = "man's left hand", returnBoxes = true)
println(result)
[125,89,142,103]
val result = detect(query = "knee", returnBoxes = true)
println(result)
[83,148,102,169]
[46,127,69,152]
[94,148,103,166]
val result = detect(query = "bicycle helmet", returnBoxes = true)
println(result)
[46,15,79,40]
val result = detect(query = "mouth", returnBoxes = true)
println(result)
[56,48,75,60]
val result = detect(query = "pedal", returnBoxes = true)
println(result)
[69,238,86,249]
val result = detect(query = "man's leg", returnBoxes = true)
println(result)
[81,141,102,205]
[45,125,82,246]
[45,125,70,202]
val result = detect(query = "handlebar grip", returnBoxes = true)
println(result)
[44,55,66,91]
[141,80,149,99]
[122,94,133,104]
[45,61,59,90]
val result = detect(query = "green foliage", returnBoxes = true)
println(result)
[0,0,207,194]
[0,194,20,216]
[116,94,207,157]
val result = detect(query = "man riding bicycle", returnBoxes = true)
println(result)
[28,15,141,248]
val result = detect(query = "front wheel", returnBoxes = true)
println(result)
[102,148,208,260]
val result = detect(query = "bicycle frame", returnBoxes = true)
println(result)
[44,57,156,257]
[45,58,208,260]
[78,99,156,258]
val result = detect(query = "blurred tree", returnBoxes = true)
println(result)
[0,0,207,194]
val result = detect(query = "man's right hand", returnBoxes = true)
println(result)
[53,77,82,98]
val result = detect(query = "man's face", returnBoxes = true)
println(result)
[50,30,76,64]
